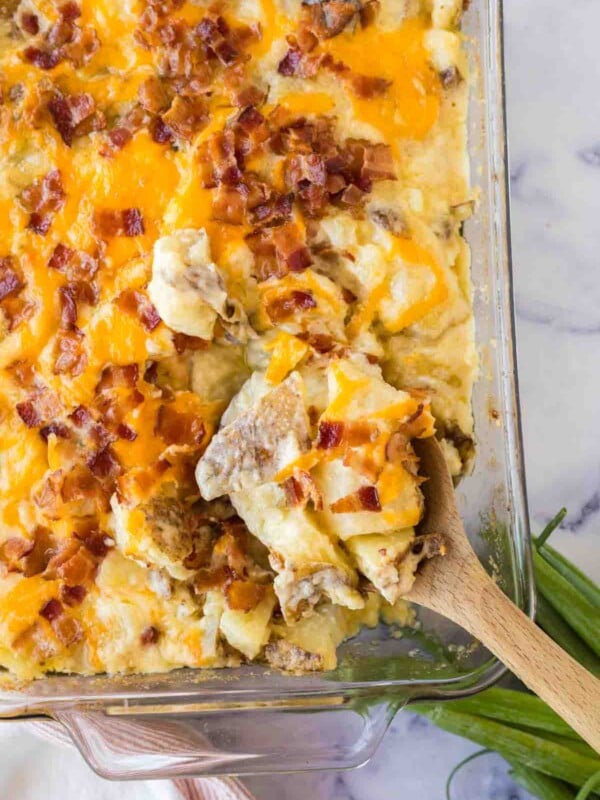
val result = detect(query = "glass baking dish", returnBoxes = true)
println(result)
[0,0,532,780]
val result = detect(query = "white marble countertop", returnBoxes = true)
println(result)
[1,0,598,797]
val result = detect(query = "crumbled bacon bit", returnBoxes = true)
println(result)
[278,47,303,77]
[87,446,121,479]
[357,484,381,511]
[149,116,173,144]
[117,423,137,441]
[0,257,24,301]
[20,12,40,35]
[60,584,87,606]
[138,75,169,114]
[316,420,344,449]
[107,126,134,150]
[265,290,316,323]
[76,528,113,558]
[23,4,99,71]
[58,284,78,326]
[350,73,391,98]
[7,360,37,388]
[330,485,381,513]
[96,363,139,392]
[162,94,208,140]
[16,401,41,427]
[93,208,145,237]
[69,404,93,427]
[283,470,323,510]
[115,289,161,331]
[16,389,61,428]
[40,598,63,622]
[39,422,71,442]
[272,223,312,271]
[141,625,160,645]
[54,327,87,376]
[53,614,82,646]
[51,545,97,585]
[155,403,205,447]
[20,169,65,236]
[172,333,209,354]
[300,0,360,40]
[359,0,380,27]
[48,90,104,146]
[212,184,247,224]
[24,47,61,70]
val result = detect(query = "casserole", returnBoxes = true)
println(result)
[0,0,532,779]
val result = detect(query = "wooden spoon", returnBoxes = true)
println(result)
[409,436,600,752]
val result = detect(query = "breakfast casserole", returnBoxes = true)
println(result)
[0,0,475,679]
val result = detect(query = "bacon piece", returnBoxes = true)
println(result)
[75,527,113,558]
[39,422,71,442]
[265,290,316,323]
[48,244,99,282]
[52,546,97,584]
[93,208,144,237]
[61,465,111,514]
[357,484,381,510]
[149,116,173,144]
[20,169,65,236]
[271,222,313,273]
[172,332,209,354]
[330,485,381,513]
[207,129,243,187]
[278,47,303,77]
[283,469,323,510]
[0,256,24,301]
[115,289,161,331]
[138,75,169,114]
[350,73,391,98]
[87,445,121,479]
[96,364,139,392]
[60,584,87,606]
[48,91,104,146]
[58,285,78,326]
[141,625,160,645]
[300,0,360,40]
[358,142,395,181]
[162,94,208,140]
[40,598,63,622]
[251,191,294,228]
[16,389,62,428]
[23,3,99,70]
[155,403,205,447]
[23,47,61,70]
[19,12,40,35]
[54,327,86,376]
[117,423,137,441]
[359,0,380,27]
[316,420,344,449]
[212,184,248,225]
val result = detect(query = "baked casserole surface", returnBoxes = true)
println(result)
[0,0,474,678]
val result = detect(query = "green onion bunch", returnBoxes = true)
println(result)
[412,510,600,799]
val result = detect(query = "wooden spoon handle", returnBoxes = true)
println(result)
[447,557,600,751]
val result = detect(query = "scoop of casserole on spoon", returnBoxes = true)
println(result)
[409,436,600,752]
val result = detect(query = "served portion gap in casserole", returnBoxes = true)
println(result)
[0,0,475,678]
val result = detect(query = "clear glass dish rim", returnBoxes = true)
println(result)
[0,0,533,720]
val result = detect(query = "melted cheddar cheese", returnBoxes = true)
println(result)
[0,0,474,679]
